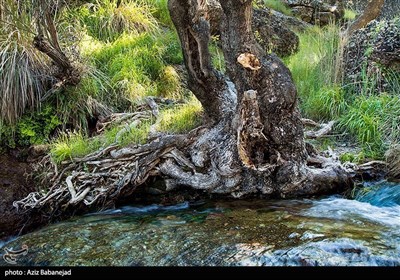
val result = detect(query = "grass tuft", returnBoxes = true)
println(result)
[156,98,203,134]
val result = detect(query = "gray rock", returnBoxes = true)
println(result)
[207,0,304,57]
[343,18,400,94]
[345,0,400,21]
[282,0,344,26]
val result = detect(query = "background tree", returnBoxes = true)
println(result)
[346,0,385,36]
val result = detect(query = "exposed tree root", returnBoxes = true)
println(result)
[14,118,383,215]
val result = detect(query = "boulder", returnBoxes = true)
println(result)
[282,0,344,26]
[386,145,400,182]
[345,0,400,21]
[343,19,400,94]
[207,0,305,57]
[252,8,300,57]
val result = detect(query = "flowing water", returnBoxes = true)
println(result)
[1,181,399,266]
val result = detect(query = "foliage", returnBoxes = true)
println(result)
[91,32,183,103]
[339,94,400,158]
[285,23,400,159]
[344,9,357,20]
[284,24,340,119]
[0,0,49,125]
[339,152,365,164]
[210,36,225,73]
[51,131,101,163]
[0,106,61,148]
[142,0,173,28]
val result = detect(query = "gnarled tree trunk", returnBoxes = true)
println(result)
[162,0,351,198]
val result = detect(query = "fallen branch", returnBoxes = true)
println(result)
[305,121,336,139]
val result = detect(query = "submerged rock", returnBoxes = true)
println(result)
[386,146,400,182]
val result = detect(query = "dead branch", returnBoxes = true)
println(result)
[305,121,336,139]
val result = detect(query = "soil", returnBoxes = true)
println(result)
[0,153,38,240]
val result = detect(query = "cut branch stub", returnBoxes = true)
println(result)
[237,53,261,71]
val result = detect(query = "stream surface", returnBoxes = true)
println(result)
[1,181,399,266]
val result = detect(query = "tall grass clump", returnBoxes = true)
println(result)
[75,0,159,42]
[50,119,152,163]
[51,131,102,163]
[284,24,343,120]
[339,93,400,159]
[0,0,49,125]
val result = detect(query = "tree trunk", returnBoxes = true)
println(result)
[165,0,351,198]
[346,0,385,35]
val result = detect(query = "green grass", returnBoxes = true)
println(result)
[156,98,203,134]
[50,119,152,163]
[0,0,48,125]
[284,24,341,120]
[339,94,400,158]
[258,0,292,16]
[210,36,225,73]
[285,22,400,159]
[51,132,101,163]
[75,0,159,42]
[142,0,172,28]
[91,32,183,103]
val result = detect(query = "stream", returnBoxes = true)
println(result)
[1,181,399,266]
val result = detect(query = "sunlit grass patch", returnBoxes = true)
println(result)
[156,98,203,134]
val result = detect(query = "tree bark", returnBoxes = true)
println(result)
[346,0,385,35]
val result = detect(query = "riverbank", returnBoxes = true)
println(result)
[0,154,37,239]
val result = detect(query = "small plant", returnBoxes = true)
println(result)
[210,36,225,73]
[344,9,357,20]
[339,152,365,164]
[0,105,61,148]
[302,86,347,121]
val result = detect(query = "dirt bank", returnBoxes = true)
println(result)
[0,153,38,240]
